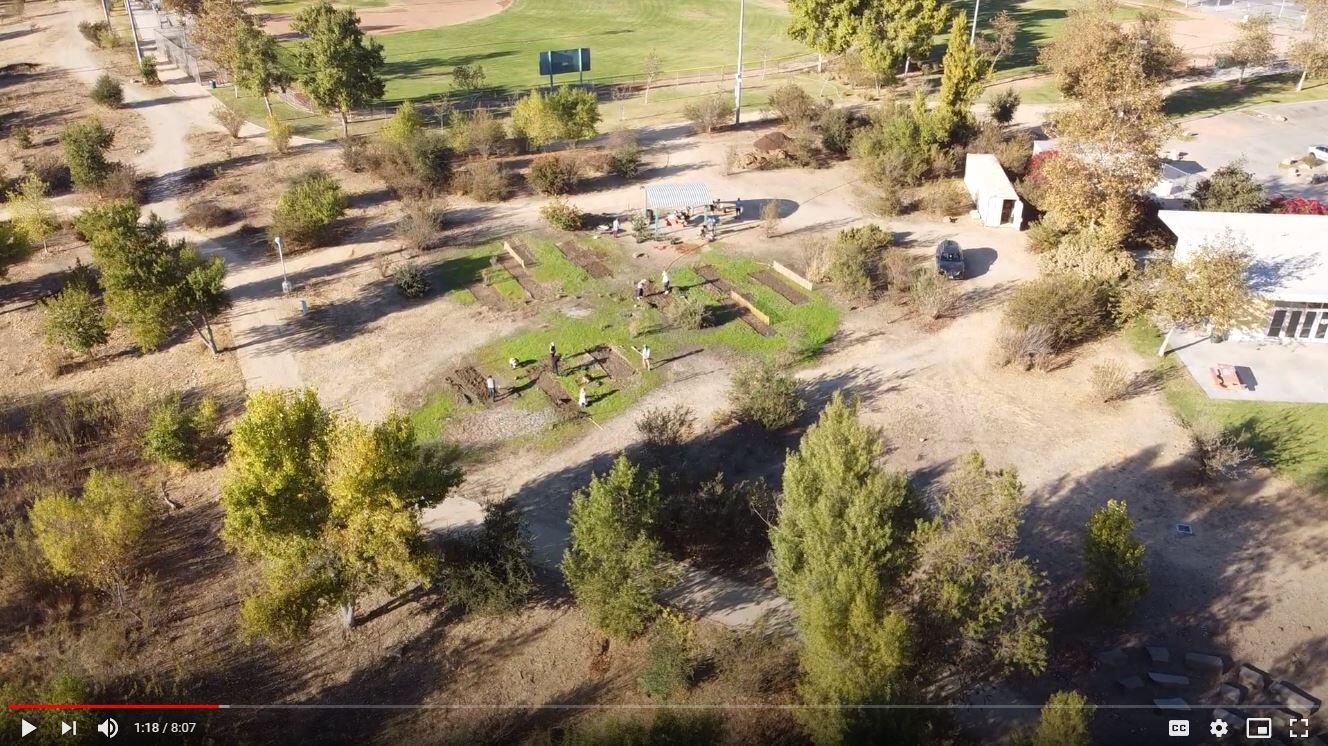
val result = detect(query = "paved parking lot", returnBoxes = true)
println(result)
[1166,100,1328,202]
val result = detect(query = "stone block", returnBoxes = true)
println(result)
[1149,671,1191,688]
[1147,646,1170,664]
[1269,681,1321,716]
[1219,683,1245,705]
[1117,675,1145,691]
[1154,697,1189,711]
[1096,648,1128,667]
[1184,652,1225,673]
[1238,663,1271,691]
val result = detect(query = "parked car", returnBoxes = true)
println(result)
[935,239,964,279]
[1310,145,1328,161]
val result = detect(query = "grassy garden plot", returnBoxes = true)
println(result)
[1124,320,1328,494]
[1162,73,1328,119]
[411,243,840,444]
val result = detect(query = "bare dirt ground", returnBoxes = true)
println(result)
[262,0,510,37]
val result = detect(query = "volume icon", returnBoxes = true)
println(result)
[97,718,118,738]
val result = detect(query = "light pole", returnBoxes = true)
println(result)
[970,0,981,43]
[734,0,746,126]
[275,236,292,294]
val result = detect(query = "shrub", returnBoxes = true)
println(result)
[61,118,114,190]
[683,93,735,134]
[813,224,890,299]
[992,324,1054,371]
[96,28,121,49]
[883,250,915,294]
[728,359,803,430]
[77,20,110,45]
[1082,500,1148,618]
[271,169,346,247]
[994,132,1034,176]
[1038,228,1135,282]
[918,178,971,217]
[819,107,858,155]
[438,502,536,616]
[1004,276,1112,353]
[341,135,372,172]
[631,212,653,243]
[94,163,142,203]
[608,145,643,179]
[636,404,696,457]
[988,88,1021,125]
[394,261,429,298]
[664,291,707,330]
[212,106,245,139]
[909,266,957,319]
[380,100,425,145]
[406,132,454,191]
[266,114,292,154]
[660,474,776,553]
[527,153,580,195]
[143,395,219,469]
[41,285,107,357]
[1024,221,1066,255]
[457,159,506,201]
[139,56,161,85]
[13,126,33,149]
[638,612,693,701]
[443,106,506,157]
[1088,361,1129,403]
[182,202,236,229]
[394,198,441,252]
[1188,419,1254,482]
[767,82,824,130]
[540,198,583,231]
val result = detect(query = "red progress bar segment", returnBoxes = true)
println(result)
[8,704,222,710]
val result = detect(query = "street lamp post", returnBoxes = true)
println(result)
[275,236,292,294]
[734,0,746,126]
[970,0,981,43]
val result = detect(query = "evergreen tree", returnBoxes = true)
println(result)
[6,174,59,251]
[0,221,32,279]
[770,393,923,744]
[292,0,386,138]
[562,454,676,639]
[380,100,426,145]
[1028,691,1094,746]
[1190,161,1269,213]
[60,117,115,191]
[41,283,108,356]
[935,12,993,143]
[1082,500,1148,618]
[789,0,949,82]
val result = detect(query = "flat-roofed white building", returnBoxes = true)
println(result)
[1157,210,1328,343]
[963,153,1024,229]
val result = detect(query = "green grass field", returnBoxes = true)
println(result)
[371,0,807,101]
[409,236,840,445]
[1124,320,1328,495]
[1163,72,1328,119]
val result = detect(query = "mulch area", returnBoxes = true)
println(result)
[533,369,574,409]
[694,265,777,337]
[589,345,639,381]
[468,281,507,308]
[445,365,491,406]
[557,240,612,279]
[500,256,553,300]
[751,269,810,305]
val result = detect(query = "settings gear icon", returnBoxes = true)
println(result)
[1210,718,1229,737]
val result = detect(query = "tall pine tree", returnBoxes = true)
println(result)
[935,12,993,143]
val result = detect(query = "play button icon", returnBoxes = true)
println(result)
[20,719,36,737]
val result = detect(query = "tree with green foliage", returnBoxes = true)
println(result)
[381,100,426,145]
[292,0,386,138]
[771,393,924,744]
[1227,13,1275,84]
[1082,500,1148,618]
[1291,0,1328,90]
[271,169,347,247]
[562,454,676,639]
[0,221,32,279]
[143,395,219,469]
[910,452,1048,683]
[6,174,59,251]
[789,0,949,83]
[511,89,561,149]
[90,73,123,108]
[75,201,231,353]
[60,117,115,191]
[978,9,1019,66]
[1019,690,1095,746]
[29,470,151,607]
[935,12,993,143]
[223,389,461,639]
[1190,162,1268,213]
[638,610,693,701]
[727,358,804,429]
[41,283,108,356]
[233,25,292,115]
[444,106,505,158]
[194,0,253,78]
[512,86,601,148]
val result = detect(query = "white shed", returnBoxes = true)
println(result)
[963,153,1024,229]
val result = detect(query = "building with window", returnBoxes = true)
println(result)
[1157,210,1328,343]
[963,154,1024,229]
